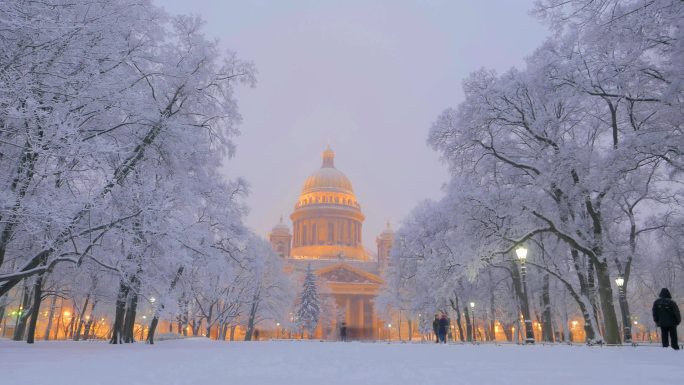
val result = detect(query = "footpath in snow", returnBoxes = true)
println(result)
[2,338,682,385]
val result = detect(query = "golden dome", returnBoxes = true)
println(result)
[301,146,355,195]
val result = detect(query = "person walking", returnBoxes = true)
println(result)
[432,314,440,343]
[652,288,681,350]
[438,314,449,344]
[340,322,348,342]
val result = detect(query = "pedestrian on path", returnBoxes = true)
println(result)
[652,288,681,350]
[340,322,348,342]
[438,314,449,344]
[432,314,440,343]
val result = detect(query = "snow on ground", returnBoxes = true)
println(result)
[2,338,683,385]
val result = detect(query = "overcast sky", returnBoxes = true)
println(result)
[155,0,548,249]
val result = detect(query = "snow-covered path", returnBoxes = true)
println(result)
[2,338,682,385]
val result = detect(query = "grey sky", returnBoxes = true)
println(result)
[154,0,548,249]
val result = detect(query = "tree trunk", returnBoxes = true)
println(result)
[408,319,413,342]
[464,306,472,342]
[244,295,259,341]
[26,273,44,343]
[74,293,90,341]
[67,307,76,339]
[501,321,513,342]
[147,266,183,344]
[595,260,620,344]
[43,295,57,341]
[489,293,496,341]
[449,295,465,342]
[192,319,202,336]
[569,250,600,342]
[122,289,139,343]
[13,280,32,341]
[147,317,159,344]
[109,281,129,344]
[205,303,214,338]
[541,274,553,342]
[53,298,64,340]
[83,300,97,340]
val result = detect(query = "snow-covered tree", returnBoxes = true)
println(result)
[383,0,684,346]
[295,264,320,338]
[0,0,259,345]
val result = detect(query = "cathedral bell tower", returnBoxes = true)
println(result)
[376,222,394,272]
[269,216,291,258]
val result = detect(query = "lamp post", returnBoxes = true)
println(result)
[276,322,280,339]
[516,246,535,344]
[615,276,632,344]
[469,302,476,343]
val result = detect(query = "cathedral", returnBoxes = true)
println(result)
[270,146,394,340]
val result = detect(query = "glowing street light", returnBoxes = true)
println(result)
[150,297,156,304]
[515,246,528,261]
[615,275,632,344]
[515,245,535,344]
[470,302,477,343]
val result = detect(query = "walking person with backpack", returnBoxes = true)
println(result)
[432,314,440,343]
[652,288,681,350]
[438,314,449,344]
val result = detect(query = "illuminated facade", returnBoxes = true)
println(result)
[269,146,393,340]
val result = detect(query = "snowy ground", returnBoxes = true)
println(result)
[2,338,682,385]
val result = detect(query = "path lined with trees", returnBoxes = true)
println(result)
[379,0,684,345]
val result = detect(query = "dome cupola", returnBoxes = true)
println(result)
[289,146,368,261]
[301,146,355,196]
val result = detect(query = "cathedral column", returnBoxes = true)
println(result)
[358,297,365,338]
[345,297,351,326]
[372,301,378,340]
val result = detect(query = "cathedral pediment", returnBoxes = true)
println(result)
[315,263,383,284]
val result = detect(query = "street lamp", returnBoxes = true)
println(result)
[470,302,476,343]
[615,276,632,344]
[276,322,280,339]
[515,246,535,344]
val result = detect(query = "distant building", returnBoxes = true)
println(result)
[269,146,393,340]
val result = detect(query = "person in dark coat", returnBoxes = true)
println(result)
[432,314,440,343]
[340,322,348,342]
[438,314,449,344]
[652,288,681,350]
